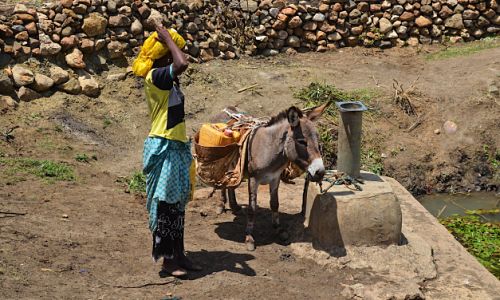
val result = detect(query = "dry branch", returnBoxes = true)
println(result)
[392,77,420,116]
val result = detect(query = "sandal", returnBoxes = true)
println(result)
[160,259,188,278]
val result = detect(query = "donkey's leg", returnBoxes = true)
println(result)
[227,188,242,214]
[270,178,289,241]
[245,178,258,251]
[269,178,281,228]
[215,188,227,215]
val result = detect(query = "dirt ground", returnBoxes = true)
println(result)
[0,44,499,299]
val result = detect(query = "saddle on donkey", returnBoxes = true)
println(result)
[193,107,305,189]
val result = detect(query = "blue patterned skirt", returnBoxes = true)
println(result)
[143,137,192,260]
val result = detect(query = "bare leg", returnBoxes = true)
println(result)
[227,188,241,214]
[245,177,258,251]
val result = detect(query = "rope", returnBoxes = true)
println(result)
[317,171,364,194]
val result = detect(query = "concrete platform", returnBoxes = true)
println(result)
[291,176,500,299]
[304,171,402,249]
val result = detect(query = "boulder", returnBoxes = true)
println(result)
[17,86,40,101]
[109,14,131,27]
[130,19,143,35]
[445,14,464,29]
[77,71,100,97]
[31,73,54,92]
[58,77,81,95]
[288,16,303,28]
[0,96,17,113]
[82,13,107,37]
[80,39,94,53]
[12,65,34,86]
[65,48,86,69]
[415,16,432,27]
[107,41,125,59]
[39,34,62,56]
[379,18,393,33]
[286,35,301,47]
[50,66,70,85]
[0,72,14,95]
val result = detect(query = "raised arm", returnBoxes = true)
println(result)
[155,25,189,77]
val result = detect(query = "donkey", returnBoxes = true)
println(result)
[214,103,329,251]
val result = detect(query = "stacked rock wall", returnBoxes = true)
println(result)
[0,0,499,101]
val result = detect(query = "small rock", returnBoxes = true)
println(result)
[78,70,100,97]
[82,13,107,37]
[107,41,125,59]
[379,18,393,33]
[288,16,302,29]
[0,96,17,113]
[13,3,28,14]
[445,14,464,29]
[144,9,163,30]
[434,129,441,134]
[408,37,420,46]
[327,32,342,41]
[303,21,317,31]
[15,31,29,41]
[286,35,301,47]
[107,73,126,81]
[31,73,54,92]
[0,72,14,95]
[50,66,70,85]
[62,214,69,218]
[17,86,40,101]
[386,30,398,39]
[58,77,81,95]
[12,65,34,86]
[443,120,458,134]
[65,48,86,69]
[25,22,37,35]
[109,15,131,27]
[489,84,499,96]
[415,16,432,27]
[130,19,143,35]
[61,36,78,49]
[312,13,326,22]
[80,39,94,53]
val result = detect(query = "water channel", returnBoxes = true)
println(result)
[418,192,500,222]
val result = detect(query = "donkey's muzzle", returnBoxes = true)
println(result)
[307,158,325,182]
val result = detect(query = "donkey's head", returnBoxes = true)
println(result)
[283,103,330,182]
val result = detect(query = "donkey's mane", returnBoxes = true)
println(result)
[265,107,303,127]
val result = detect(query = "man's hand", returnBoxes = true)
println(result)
[155,25,172,44]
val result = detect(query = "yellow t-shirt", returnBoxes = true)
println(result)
[144,67,187,142]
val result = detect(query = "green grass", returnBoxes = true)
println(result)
[75,153,90,163]
[295,82,382,171]
[425,37,500,60]
[440,214,500,279]
[483,145,500,181]
[128,171,146,194]
[0,158,75,182]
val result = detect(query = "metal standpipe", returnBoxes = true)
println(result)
[336,101,368,178]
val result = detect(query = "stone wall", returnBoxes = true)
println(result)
[0,0,499,101]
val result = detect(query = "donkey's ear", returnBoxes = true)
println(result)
[306,102,331,122]
[287,106,302,127]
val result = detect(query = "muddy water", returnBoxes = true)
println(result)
[418,192,500,222]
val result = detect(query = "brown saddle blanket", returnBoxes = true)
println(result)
[193,112,305,189]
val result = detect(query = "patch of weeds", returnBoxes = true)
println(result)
[75,153,90,163]
[425,36,500,60]
[483,145,500,181]
[103,116,113,129]
[128,171,146,194]
[0,158,75,182]
[54,125,63,133]
[295,82,382,171]
[440,214,500,279]
[361,148,384,175]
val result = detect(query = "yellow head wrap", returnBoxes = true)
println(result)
[132,29,187,78]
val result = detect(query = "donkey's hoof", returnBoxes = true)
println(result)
[230,205,242,215]
[278,229,290,242]
[245,235,255,251]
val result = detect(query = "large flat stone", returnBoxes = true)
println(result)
[304,171,402,248]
